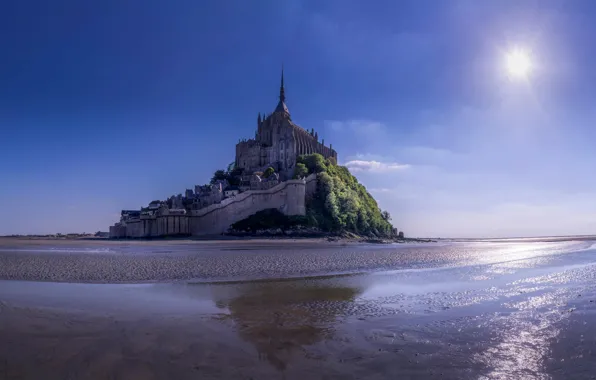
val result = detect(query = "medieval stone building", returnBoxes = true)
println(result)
[235,70,337,180]
[109,69,333,238]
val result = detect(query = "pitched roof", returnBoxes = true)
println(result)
[274,100,289,114]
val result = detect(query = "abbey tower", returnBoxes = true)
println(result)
[235,69,337,180]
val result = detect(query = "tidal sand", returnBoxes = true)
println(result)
[1,238,596,379]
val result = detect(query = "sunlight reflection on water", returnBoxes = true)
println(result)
[1,239,596,378]
[476,292,569,380]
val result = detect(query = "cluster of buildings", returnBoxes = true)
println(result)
[134,171,283,220]
[110,69,336,238]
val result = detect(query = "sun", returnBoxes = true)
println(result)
[505,48,532,78]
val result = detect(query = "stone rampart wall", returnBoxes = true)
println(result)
[189,179,306,235]
[305,173,317,197]
[109,178,311,238]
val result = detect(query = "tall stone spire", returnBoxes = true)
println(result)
[279,66,286,103]
[274,65,290,115]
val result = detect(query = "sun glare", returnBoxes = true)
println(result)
[505,48,532,78]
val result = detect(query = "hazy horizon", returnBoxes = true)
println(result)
[2,0,596,238]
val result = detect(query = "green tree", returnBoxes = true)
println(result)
[230,153,395,238]
[293,163,308,179]
[263,166,275,178]
[326,156,337,166]
[298,153,327,174]
[300,153,394,237]
[210,169,227,184]
[230,209,307,234]
[230,167,244,177]
[381,210,391,222]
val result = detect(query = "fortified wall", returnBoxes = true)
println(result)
[109,175,315,238]
[189,178,306,235]
[305,172,317,198]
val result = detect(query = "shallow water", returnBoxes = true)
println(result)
[1,239,596,379]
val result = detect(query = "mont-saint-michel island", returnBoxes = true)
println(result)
[108,70,399,240]
[4,1,596,378]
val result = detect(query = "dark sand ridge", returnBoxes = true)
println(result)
[0,238,455,283]
[2,237,595,283]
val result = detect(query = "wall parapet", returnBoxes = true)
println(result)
[109,177,314,238]
[190,178,306,218]
[188,178,307,235]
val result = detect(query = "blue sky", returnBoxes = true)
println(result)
[1,0,596,237]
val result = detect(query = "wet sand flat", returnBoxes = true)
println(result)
[1,238,596,379]
[1,237,593,283]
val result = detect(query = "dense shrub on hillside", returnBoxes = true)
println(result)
[263,167,275,178]
[230,209,307,233]
[210,167,243,186]
[229,154,394,237]
[293,163,309,179]
[297,154,394,237]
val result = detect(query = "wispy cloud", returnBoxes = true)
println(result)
[326,107,596,237]
[345,160,410,173]
[369,187,393,193]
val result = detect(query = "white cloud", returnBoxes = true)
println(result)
[344,152,394,162]
[345,160,410,173]
[323,96,596,237]
[369,188,392,193]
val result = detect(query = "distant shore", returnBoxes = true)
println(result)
[4,234,594,244]
[0,234,436,244]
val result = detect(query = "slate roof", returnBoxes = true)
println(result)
[274,100,289,114]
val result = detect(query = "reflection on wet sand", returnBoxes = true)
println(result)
[211,280,362,371]
[474,292,566,380]
[1,239,596,379]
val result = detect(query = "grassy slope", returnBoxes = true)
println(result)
[231,154,394,237]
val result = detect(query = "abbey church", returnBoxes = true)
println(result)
[109,70,335,238]
[235,70,337,180]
